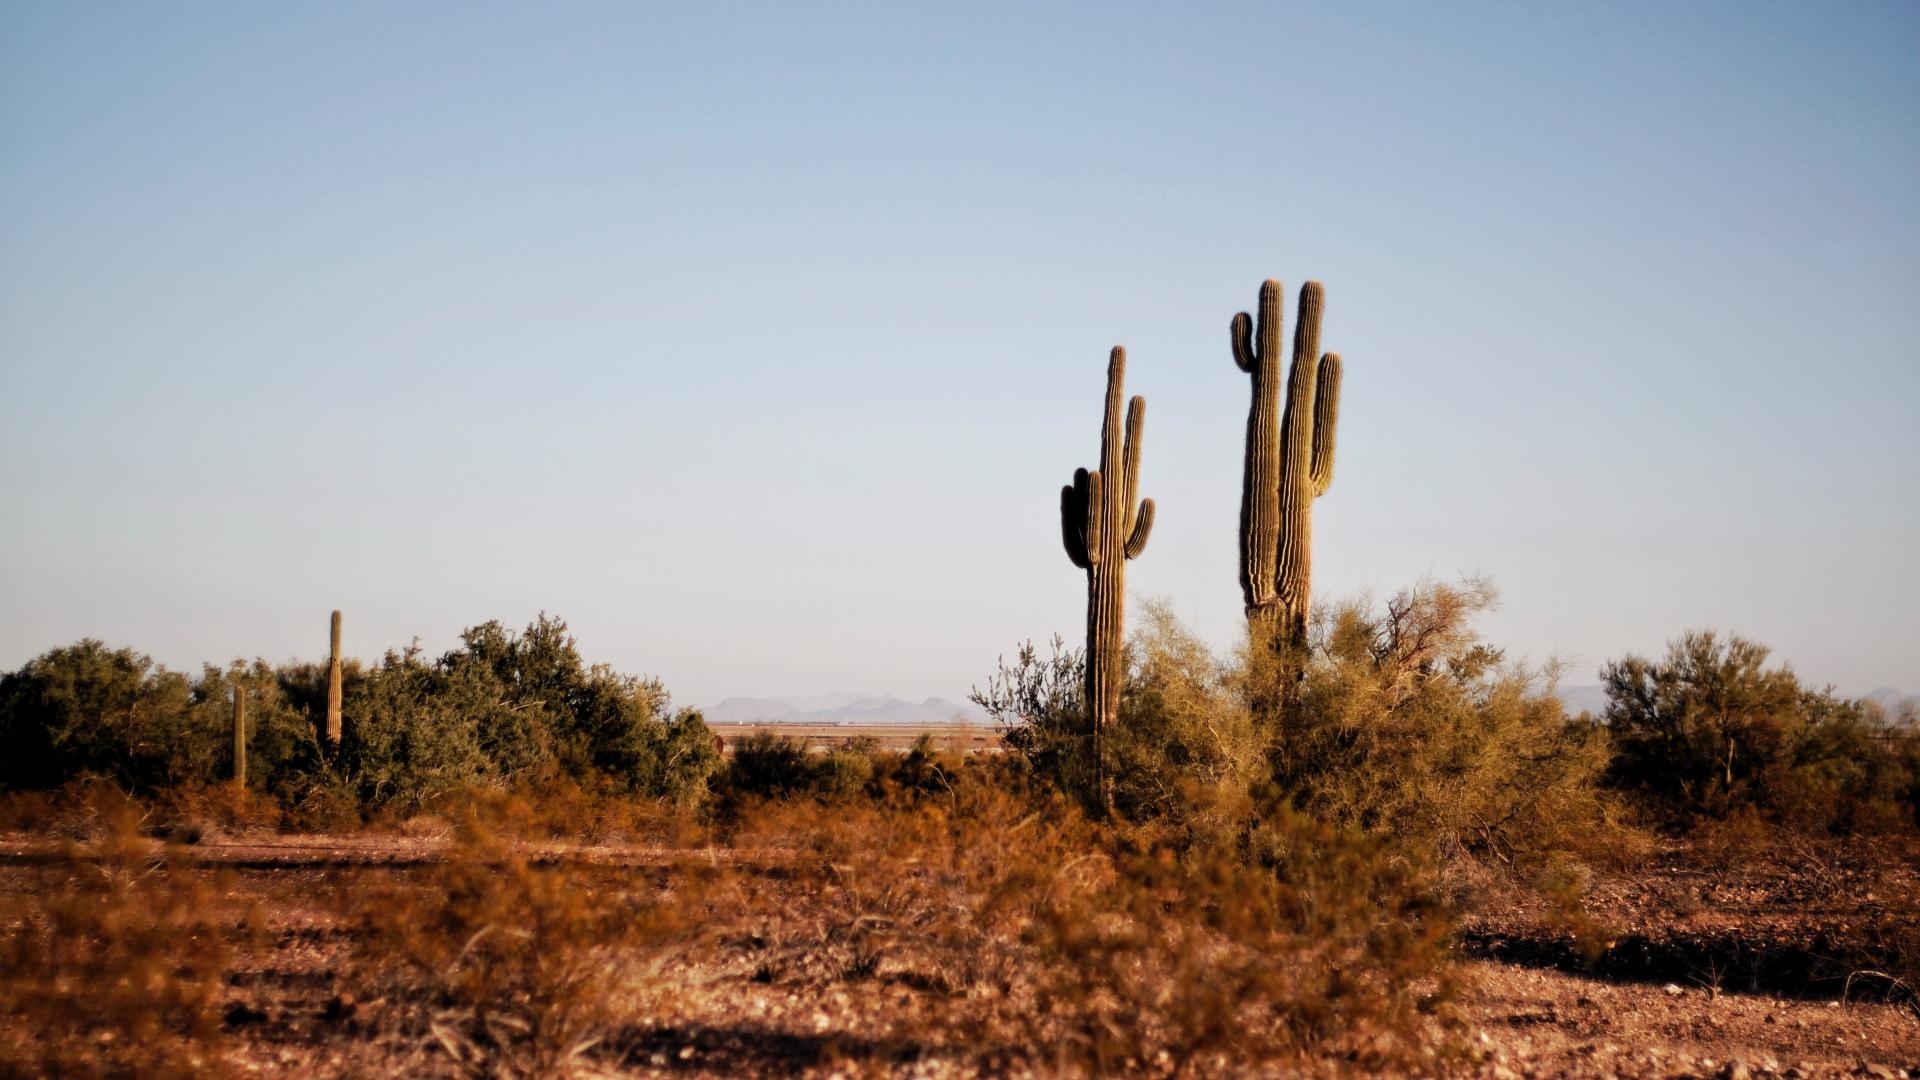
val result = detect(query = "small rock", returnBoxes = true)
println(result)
[677,1045,695,1061]
[1719,1060,1750,1080]
[1665,983,1686,996]
[1862,1066,1896,1080]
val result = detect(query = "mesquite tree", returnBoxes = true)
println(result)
[1232,279,1342,656]
[1060,346,1155,809]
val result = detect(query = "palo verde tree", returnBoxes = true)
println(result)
[1232,279,1342,661]
[1060,346,1155,809]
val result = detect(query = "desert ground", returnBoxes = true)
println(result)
[3,818,1912,1079]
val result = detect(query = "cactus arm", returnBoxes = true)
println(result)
[1061,482,1090,569]
[1121,394,1145,525]
[1125,497,1155,560]
[1231,311,1256,372]
[1083,470,1104,567]
[1310,352,1342,497]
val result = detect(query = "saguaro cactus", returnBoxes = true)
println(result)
[1060,346,1155,809]
[325,610,343,751]
[232,683,247,788]
[1232,279,1342,655]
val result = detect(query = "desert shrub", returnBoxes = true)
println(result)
[1603,630,1918,831]
[1023,806,1460,1075]
[0,617,713,815]
[711,731,926,806]
[338,645,530,814]
[718,731,819,801]
[437,616,720,800]
[345,823,685,1078]
[978,585,1622,868]
[1107,600,1266,828]
[975,610,1264,827]
[1266,579,1631,870]
[720,780,1459,1073]
[0,790,241,1078]
[815,741,878,797]
[0,640,193,791]
[972,634,1090,796]
[871,732,972,799]
[409,780,711,848]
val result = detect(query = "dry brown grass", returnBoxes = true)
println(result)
[700,783,1463,1075]
[340,819,700,1078]
[0,789,248,1078]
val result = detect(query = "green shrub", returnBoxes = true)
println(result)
[337,645,527,813]
[1603,630,1918,832]
[0,640,189,790]
[0,616,715,814]
[719,731,819,800]
[816,742,877,797]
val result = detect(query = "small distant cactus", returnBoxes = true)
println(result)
[232,683,247,787]
[1232,279,1342,654]
[1060,346,1155,810]
[325,610,343,751]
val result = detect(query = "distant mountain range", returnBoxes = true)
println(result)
[701,692,992,727]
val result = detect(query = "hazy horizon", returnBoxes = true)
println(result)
[4,2,1916,706]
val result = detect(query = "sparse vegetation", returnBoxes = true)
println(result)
[2,591,1916,1075]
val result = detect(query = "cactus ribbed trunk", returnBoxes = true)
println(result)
[1233,279,1342,658]
[325,610,343,752]
[232,684,247,788]
[1061,347,1155,812]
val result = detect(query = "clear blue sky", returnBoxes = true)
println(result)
[3,2,1916,706]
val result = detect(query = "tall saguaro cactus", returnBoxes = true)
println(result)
[232,684,247,788]
[325,610,343,751]
[1232,279,1342,655]
[1060,346,1155,809]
